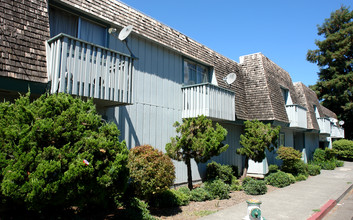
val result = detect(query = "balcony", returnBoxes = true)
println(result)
[331,125,345,138]
[317,118,331,134]
[285,104,307,129]
[46,34,134,106]
[182,83,235,121]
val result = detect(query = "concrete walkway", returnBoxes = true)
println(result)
[201,162,353,220]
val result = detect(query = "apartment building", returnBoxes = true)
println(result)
[1,0,344,183]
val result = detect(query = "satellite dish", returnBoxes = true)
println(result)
[223,73,237,85]
[118,25,133,41]
[108,27,117,34]
[339,120,345,126]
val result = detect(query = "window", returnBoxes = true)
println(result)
[313,105,320,118]
[281,88,289,104]
[49,6,107,47]
[183,59,210,85]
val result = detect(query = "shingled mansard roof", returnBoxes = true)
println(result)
[239,53,302,123]
[294,82,321,130]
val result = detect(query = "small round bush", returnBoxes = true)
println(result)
[287,173,296,184]
[230,180,243,191]
[190,187,212,202]
[128,145,176,200]
[335,160,344,167]
[204,179,230,200]
[244,179,267,195]
[206,161,235,184]
[265,171,292,188]
[320,160,336,170]
[124,197,157,220]
[293,160,309,176]
[268,164,279,173]
[307,164,321,176]
[313,148,336,163]
[151,189,190,208]
[177,186,191,198]
[276,146,302,174]
[295,174,308,181]
[241,176,254,188]
[333,139,353,160]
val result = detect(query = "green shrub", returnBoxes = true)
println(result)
[244,179,267,195]
[287,173,296,184]
[241,177,253,188]
[335,160,344,167]
[230,179,243,191]
[307,164,321,176]
[177,186,191,198]
[265,171,293,188]
[0,93,129,211]
[190,187,212,202]
[128,145,175,201]
[295,174,308,181]
[276,146,302,174]
[231,165,239,178]
[124,198,157,220]
[206,161,235,184]
[317,160,336,170]
[151,188,190,208]
[268,164,279,173]
[313,148,336,163]
[293,160,309,176]
[313,148,326,162]
[204,179,230,200]
[333,139,353,160]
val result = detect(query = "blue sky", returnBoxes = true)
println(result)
[120,1,353,87]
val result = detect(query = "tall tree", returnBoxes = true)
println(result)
[237,120,280,178]
[165,115,229,190]
[307,6,353,139]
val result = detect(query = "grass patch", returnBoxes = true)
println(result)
[347,182,352,184]
[312,209,321,212]
[190,210,217,217]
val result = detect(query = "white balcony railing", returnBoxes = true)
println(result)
[317,118,331,134]
[285,104,307,129]
[331,125,345,138]
[46,34,134,106]
[182,83,235,121]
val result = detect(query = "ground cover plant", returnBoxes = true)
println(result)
[0,93,129,214]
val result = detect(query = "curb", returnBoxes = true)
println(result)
[307,184,353,220]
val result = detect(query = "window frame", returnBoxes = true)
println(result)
[182,58,211,85]
[49,4,109,47]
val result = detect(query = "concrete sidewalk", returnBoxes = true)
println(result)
[201,162,353,220]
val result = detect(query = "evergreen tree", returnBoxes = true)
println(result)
[0,93,129,213]
[165,115,229,190]
[307,6,353,139]
[237,120,280,178]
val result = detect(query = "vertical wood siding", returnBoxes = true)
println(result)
[105,36,243,184]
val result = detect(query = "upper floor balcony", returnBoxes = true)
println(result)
[317,117,331,135]
[285,104,307,129]
[46,34,134,107]
[182,83,235,121]
[331,124,345,138]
